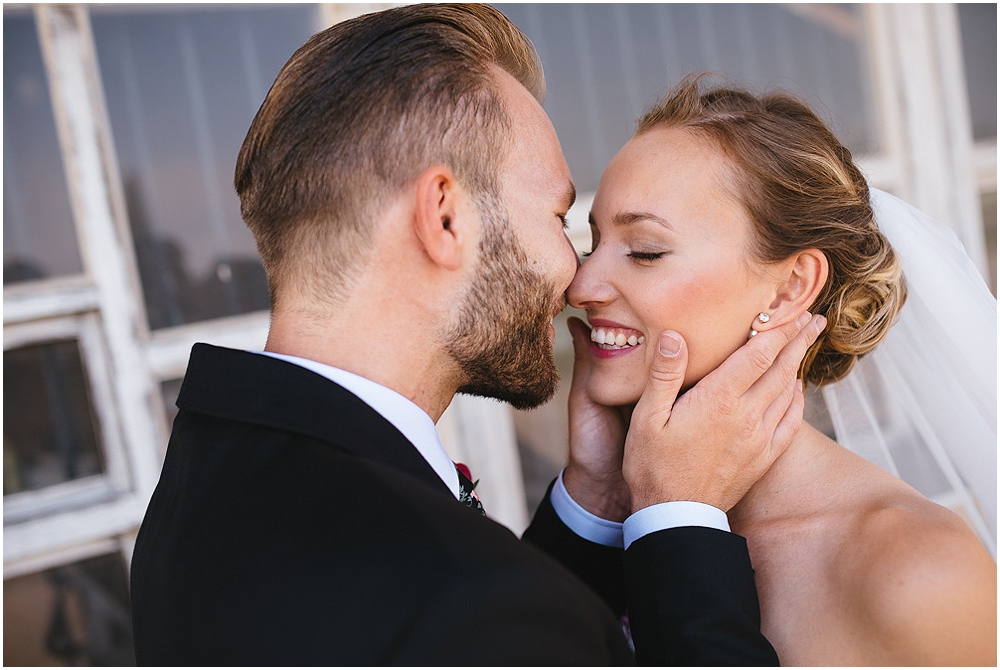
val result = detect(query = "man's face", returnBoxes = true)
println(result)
[444,68,578,410]
[446,195,565,409]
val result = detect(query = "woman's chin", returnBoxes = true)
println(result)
[586,369,705,407]
[587,381,642,409]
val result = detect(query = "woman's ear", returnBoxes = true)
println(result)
[413,165,468,271]
[763,249,828,328]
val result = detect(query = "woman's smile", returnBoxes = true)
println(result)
[587,318,646,359]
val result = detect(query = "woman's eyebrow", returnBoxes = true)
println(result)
[614,211,674,230]
[588,211,674,230]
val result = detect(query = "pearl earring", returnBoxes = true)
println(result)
[749,312,770,338]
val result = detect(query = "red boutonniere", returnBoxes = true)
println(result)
[455,462,484,516]
[455,462,479,492]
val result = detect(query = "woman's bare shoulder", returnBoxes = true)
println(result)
[835,485,996,665]
[750,431,994,665]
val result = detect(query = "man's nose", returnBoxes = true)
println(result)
[566,249,614,310]
[555,232,580,292]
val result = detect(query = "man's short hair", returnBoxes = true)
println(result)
[234,4,544,308]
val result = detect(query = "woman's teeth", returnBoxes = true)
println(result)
[590,327,645,350]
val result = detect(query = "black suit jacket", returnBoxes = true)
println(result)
[130,344,776,665]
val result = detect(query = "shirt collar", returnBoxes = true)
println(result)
[255,351,460,498]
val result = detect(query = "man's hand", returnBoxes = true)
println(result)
[562,316,632,522]
[624,312,827,513]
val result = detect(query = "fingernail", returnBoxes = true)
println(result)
[796,379,803,392]
[796,311,811,329]
[658,332,681,357]
[815,315,827,331]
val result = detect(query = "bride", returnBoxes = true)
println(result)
[564,75,996,665]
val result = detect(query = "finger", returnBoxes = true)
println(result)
[767,379,805,462]
[566,317,594,392]
[567,316,592,365]
[632,330,688,428]
[746,313,826,404]
[759,371,798,437]
[706,311,814,398]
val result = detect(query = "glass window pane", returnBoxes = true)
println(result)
[959,3,997,141]
[495,3,877,194]
[3,551,135,666]
[90,6,320,330]
[3,9,84,285]
[4,340,105,495]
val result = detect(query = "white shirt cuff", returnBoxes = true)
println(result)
[550,471,624,548]
[622,500,731,549]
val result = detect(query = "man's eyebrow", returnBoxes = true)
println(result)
[563,181,577,211]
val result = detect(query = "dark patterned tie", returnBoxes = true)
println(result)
[455,463,485,516]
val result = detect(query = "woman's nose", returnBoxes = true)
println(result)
[567,251,615,309]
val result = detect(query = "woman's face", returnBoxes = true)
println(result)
[567,126,779,407]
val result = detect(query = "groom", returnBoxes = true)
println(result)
[130,5,822,665]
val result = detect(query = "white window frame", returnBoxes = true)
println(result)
[3,312,130,525]
[3,5,162,578]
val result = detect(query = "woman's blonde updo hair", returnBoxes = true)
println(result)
[636,74,906,387]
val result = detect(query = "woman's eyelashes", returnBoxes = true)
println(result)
[626,250,667,263]
[579,247,668,262]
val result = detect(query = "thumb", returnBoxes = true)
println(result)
[634,330,688,427]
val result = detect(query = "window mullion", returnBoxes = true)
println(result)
[34,5,163,502]
[3,277,100,326]
[3,496,145,577]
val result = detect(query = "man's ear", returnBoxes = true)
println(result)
[762,249,829,328]
[413,165,468,271]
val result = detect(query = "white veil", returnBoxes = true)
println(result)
[821,188,997,558]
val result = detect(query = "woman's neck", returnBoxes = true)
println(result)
[726,421,830,529]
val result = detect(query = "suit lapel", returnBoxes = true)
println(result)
[177,343,445,493]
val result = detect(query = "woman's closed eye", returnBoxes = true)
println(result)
[579,249,667,261]
[627,250,667,263]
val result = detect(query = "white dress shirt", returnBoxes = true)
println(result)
[255,350,727,547]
